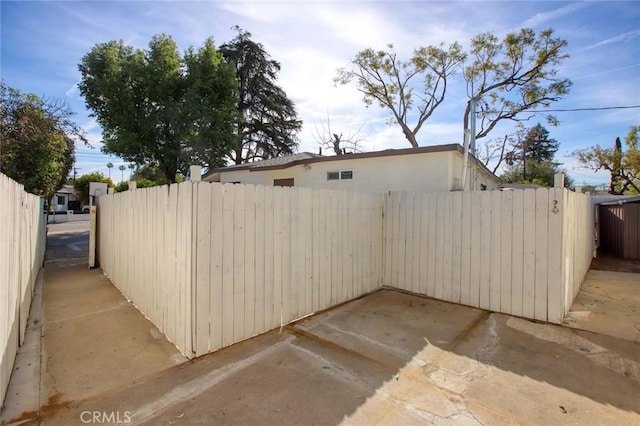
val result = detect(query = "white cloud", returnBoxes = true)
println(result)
[522,2,589,28]
[583,30,640,51]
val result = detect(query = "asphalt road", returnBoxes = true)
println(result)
[45,220,90,262]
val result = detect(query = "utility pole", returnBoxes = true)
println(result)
[461,97,477,191]
[73,167,80,183]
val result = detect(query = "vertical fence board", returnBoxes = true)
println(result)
[281,188,292,322]
[547,188,563,323]
[500,191,513,314]
[195,183,211,356]
[244,185,256,339]
[442,194,453,301]
[263,186,275,329]
[303,188,314,316]
[434,193,445,299]
[451,192,462,303]
[233,185,246,341]
[418,194,429,295]
[522,189,536,318]
[534,189,549,321]
[404,193,414,292]
[322,190,332,309]
[479,193,492,310]
[411,193,422,294]
[210,183,223,351]
[272,187,283,328]
[254,186,266,334]
[290,189,300,320]
[468,192,482,307]
[426,193,437,297]
[489,190,502,312]
[460,192,472,306]
[221,184,235,347]
[510,190,524,317]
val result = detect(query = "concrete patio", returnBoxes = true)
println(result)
[1,222,639,425]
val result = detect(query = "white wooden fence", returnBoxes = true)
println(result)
[97,182,384,357]
[97,182,593,358]
[0,173,46,406]
[383,188,593,323]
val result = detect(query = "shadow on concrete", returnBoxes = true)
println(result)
[32,289,640,425]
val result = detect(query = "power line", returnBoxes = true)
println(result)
[482,105,640,114]
[532,105,640,113]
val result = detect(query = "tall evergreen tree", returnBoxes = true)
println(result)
[220,27,302,164]
[501,123,568,187]
[521,123,559,163]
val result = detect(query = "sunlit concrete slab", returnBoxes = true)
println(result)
[564,269,640,343]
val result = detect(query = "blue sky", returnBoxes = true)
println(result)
[2,1,639,185]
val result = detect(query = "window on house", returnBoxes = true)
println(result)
[327,170,353,181]
[56,195,66,206]
[327,171,339,180]
[480,184,487,191]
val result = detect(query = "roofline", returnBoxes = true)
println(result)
[203,143,499,181]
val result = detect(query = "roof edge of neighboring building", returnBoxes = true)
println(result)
[203,143,498,181]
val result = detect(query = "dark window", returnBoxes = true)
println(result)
[56,195,66,205]
[274,178,294,187]
[327,171,339,180]
[340,170,353,180]
[480,184,487,191]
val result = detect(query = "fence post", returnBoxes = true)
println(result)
[554,173,565,188]
[190,166,202,182]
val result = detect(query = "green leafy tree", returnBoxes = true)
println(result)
[500,123,569,187]
[501,160,572,187]
[130,163,183,185]
[73,172,113,204]
[464,28,572,140]
[573,126,640,194]
[220,28,302,164]
[0,83,84,203]
[114,178,156,193]
[106,162,114,179]
[78,34,238,182]
[335,42,465,147]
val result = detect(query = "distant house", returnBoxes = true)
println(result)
[203,144,500,193]
[52,184,78,212]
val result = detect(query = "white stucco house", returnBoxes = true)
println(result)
[52,184,78,212]
[203,144,500,193]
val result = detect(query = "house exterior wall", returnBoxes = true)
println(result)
[53,193,69,212]
[209,151,499,193]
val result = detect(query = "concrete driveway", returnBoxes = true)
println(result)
[2,222,639,425]
[17,289,640,425]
